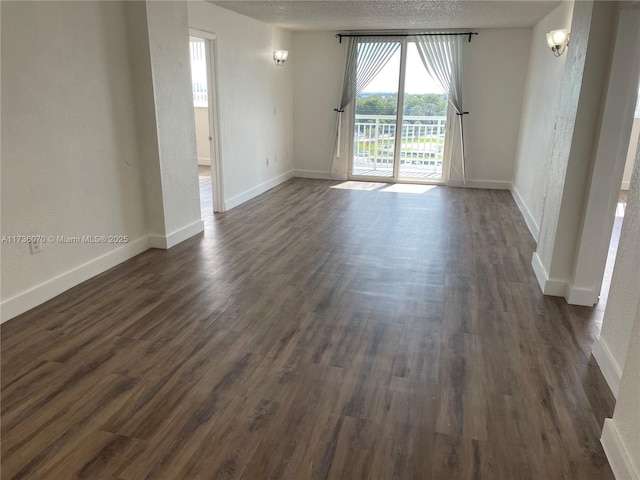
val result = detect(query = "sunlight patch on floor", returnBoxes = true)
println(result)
[331,181,387,191]
[381,184,438,194]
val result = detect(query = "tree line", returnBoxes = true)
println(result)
[356,93,448,117]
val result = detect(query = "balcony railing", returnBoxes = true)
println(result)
[353,114,446,178]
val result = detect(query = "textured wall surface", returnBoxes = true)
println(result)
[512,1,574,235]
[535,0,621,287]
[608,290,640,478]
[601,139,640,377]
[146,1,201,235]
[536,0,592,273]
[569,5,640,306]
[188,1,294,202]
[1,1,148,300]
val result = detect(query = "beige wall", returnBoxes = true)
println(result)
[194,107,211,165]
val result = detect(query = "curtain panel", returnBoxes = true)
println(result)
[414,34,467,182]
[331,37,401,170]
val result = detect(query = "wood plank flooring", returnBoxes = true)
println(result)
[1,178,615,479]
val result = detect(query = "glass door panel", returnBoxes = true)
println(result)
[352,46,401,179]
[398,42,448,181]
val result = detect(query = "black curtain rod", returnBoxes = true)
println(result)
[336,32,478,43]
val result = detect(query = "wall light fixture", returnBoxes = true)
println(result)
[547,29,570,57]
[273,50,289,66]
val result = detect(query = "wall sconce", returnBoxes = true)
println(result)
[547,29,570,57]
[273,50,288,66]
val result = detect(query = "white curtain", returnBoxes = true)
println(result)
[414,34,467,183]
[331,38,401,172]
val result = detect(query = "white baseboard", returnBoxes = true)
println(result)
[293,170,348,181]
[531,252,567,296]
[148,234,167,249]
[566,284,599,307]
[293,169,331,180]
[1,236,150,323]
[601,418,639,480]
[224,170,294,211]
[510,184,540,242]
[197,158,211,166]
[621,180,630,191]
[148,220,204,249]
[592,336,622,398]
[446,179,511,190]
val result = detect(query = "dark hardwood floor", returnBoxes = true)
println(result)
[1,178,616,479]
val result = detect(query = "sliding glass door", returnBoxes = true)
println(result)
[352,43,402,179]
[351,39,448,183]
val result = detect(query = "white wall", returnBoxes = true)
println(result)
[568,5,640,307]
[187,1,294,209]
[597,147,640,394]
[1,0,205,321]
[145,1,202,238]
[602,305,640,480]
[291,29,530,186]
[532,0,619,297]
[512,1,574,240]
[195,107,211,165]
[124,0,165,239]
[600,150,640,480]
[622,117,640,190]
[1,1,149,302]
[457,28,531,186]
[293,32,346,179]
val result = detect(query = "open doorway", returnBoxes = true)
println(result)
[600,93,640,307]
[568,5,640,309]
[189,30,224,221]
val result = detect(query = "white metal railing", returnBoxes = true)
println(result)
[190,39,208,107]
[353,114,446,175]
[192,82,208,107]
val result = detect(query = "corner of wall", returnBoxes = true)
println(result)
[1,236,151,323]
[224,170,294,211]
[601,419,640,480]
[531,252,567,296]
[510,183,540,241]
[592,335,622,398]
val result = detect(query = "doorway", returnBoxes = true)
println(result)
[569,5,640,308]
[600,93,639,307]
[189,30,224,217]
[350,39,449,183]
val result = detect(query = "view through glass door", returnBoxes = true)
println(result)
[351,40,449,182]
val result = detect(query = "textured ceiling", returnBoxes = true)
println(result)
[209,0,561,31]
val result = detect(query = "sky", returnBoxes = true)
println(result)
[362,43,445,95]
